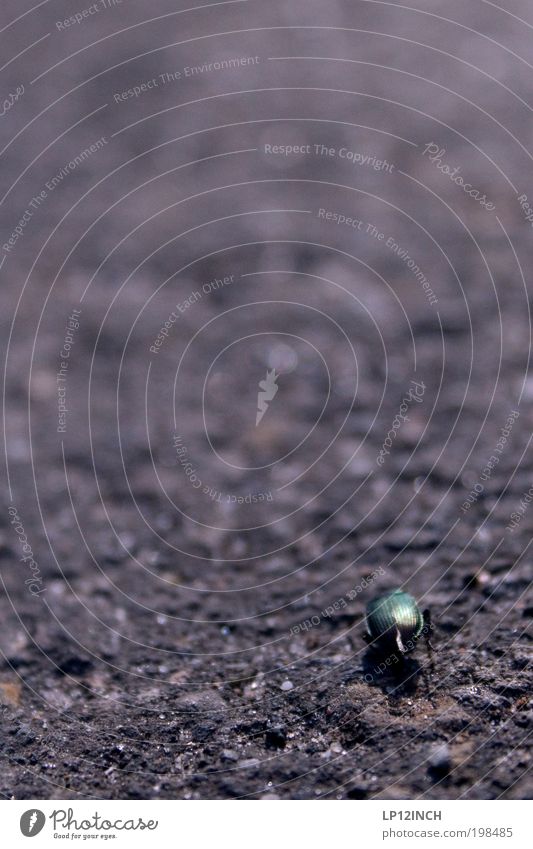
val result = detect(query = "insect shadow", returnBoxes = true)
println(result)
[361,647,424,698]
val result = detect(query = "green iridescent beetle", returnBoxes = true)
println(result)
[364,588,434,657]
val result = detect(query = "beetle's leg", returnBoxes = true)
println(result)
[422,608,436,675]
[395,627,407,655]
[423,608,436,652]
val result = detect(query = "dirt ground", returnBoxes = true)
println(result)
[0,0,531,800]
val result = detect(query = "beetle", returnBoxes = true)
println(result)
[363,588,434,658]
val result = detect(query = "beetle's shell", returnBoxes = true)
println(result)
[366,589,424,653]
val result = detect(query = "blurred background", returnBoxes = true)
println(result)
[0,0,531,800]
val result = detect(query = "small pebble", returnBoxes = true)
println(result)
[280,680,294,691]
